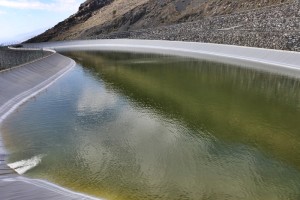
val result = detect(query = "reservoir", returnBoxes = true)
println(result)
[1,51,300,200]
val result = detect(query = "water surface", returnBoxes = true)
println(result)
[1,51,300,200]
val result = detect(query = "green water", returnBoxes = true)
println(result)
[1,51,300,200]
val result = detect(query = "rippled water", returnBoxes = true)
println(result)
[2,51,300,200]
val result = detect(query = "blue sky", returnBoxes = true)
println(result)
[0,0,85,44]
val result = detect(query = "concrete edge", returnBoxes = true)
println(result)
[8,46,56,53]
[0,175,101,200]
[0,57,75,124]
[0,49,103,199]
[24,39,300,78]
[1,47,56,74]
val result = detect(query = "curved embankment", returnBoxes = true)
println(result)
[2,39,299,199]
[25,39,300,78]
[0,50,101,199]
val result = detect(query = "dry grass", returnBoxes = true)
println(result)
[38,0,294,41]
[55,0,149,40]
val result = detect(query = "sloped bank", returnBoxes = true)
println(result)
[0,50,101,200]
[25,39,300,78]
[0,52,74,123]
[6,38,299,199]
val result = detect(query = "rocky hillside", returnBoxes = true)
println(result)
[27,0,295,43]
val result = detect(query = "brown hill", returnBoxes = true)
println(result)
[27,0,294,43]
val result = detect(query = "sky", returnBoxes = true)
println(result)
[0,0,85,44]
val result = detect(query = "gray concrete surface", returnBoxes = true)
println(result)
[25,39,300,78]
[0,174,100,200]
[0,52,101,200]
[0,53,74,121]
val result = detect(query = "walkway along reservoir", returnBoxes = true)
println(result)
[2,40,300,199]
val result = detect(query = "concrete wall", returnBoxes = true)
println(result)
[25,39,300,78]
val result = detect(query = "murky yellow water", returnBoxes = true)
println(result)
[2,52,300,200]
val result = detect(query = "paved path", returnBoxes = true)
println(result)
[0,52,100,200]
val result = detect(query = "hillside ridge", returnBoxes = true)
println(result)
[27,0,300,51]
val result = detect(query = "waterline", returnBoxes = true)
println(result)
[2,51,300,199]
[0,52,103,200]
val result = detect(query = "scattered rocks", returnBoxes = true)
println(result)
[27,0,115,43]
[91,1,300,51]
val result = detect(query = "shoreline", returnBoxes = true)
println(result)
[25,39,300,78]
[0,49,102,200]
[2,39,300,199]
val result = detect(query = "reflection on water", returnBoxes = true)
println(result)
[1,51,300,200]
